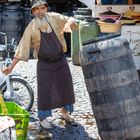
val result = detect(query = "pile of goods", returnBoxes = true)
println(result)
[123,6,140,22]
[97,6,140,33]
[97,9,122,33]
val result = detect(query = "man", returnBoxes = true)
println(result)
[2,0,78,129]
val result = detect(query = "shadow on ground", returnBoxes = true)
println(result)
[28,120,97,140]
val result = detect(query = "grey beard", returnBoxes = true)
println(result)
[35,16,48,27]
[35,16,48,28]
[35,16,52,32]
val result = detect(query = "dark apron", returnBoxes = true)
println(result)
[37,22,75,110]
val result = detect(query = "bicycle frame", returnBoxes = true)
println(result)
[0,31,19,99]
[0,72,23,99]
[0,32,34,111]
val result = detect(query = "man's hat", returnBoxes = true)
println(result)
[31,0,48,10]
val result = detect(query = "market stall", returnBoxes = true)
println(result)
[91,1,140,71]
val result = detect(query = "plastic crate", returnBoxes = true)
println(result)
[0,102,30,140]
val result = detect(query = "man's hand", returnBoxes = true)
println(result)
[2,58,20,75]
[2,66,12,75]
[60,22,72,35]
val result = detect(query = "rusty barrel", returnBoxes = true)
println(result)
[80,33,140,140]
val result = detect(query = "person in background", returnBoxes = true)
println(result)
[2,0,78,129]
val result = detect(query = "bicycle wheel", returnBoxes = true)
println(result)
[1,77,34,111]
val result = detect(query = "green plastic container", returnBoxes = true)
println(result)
[71,8,92,65]
[79,17,100,49]
[71,20,81,65]
[0,102,30,140]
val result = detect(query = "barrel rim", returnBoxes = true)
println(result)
[82,33,121,46]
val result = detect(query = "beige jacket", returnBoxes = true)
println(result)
[14,12,78,61]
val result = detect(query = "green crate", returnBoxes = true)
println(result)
[0,102,30,140]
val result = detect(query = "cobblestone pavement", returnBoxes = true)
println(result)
[13,58,101,140]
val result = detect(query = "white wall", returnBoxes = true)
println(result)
[92,4,140,17]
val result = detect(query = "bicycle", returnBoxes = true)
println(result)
[0,32,34,111]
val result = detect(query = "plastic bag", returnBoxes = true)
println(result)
[0,116,16,140]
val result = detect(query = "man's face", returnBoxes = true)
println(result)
[32,4,48,19]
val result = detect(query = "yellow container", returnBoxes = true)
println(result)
[98,21,122,33]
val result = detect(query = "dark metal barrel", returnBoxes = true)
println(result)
[80,33,140,140]
[73,7,92,20]
[65,4,78,16]
[1,3,23,43]
[0,4,3,44]
[0,4,3,32]
[48,5,57,12]
[22,6,34,30]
